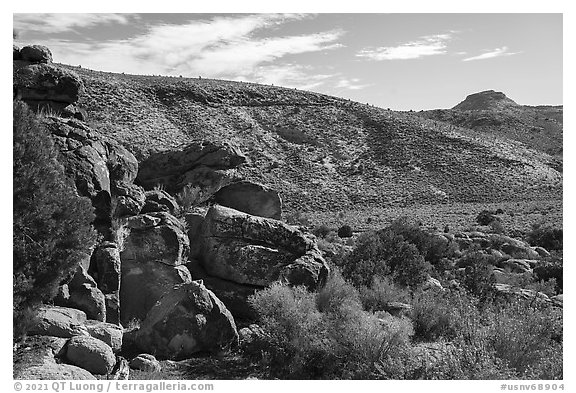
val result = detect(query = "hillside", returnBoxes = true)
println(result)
[421,90,563,157]
[65,66,562,215]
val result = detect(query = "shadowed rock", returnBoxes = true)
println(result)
[213,180,283,219]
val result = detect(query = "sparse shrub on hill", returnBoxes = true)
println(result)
[476,210,499,226]
[337,224,353,238]
[527,223,562,251]
[13,101,98,339]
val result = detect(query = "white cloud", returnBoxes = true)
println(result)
[334,78,370,90]
[25,14,344,86]
[462,46,520,61]
[13,13,133,35]
[357,33,452,60]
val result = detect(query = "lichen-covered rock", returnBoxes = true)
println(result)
[20,45,53,63]
[66,335,116,375]
[213,180,283,220]
[121,212,190,267]
[28,306,89,338]
[131,281,238,359]
[200,205,328,288]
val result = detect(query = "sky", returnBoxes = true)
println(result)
[12,13,562,110]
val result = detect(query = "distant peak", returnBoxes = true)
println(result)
[452,90,519,111]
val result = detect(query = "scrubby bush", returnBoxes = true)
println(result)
[458,252,497,302]
[312,224,332,239]
[476,210,499,226]
[533,260,563,292]
[527,224,562,251]
[247,271,414,379]
[359,276,411,312]
[341,227,431,288]
[337,224,353,238]
[13,101,98,339]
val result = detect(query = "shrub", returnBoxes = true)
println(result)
[342,229,431,288]
[527,224,562,251]
[247,271,414,379]
[411,290,469,342]
[359,276,411,312]
[312,224,332,239]
[458,252,497,302]
[337,224,353,238]
[13,101,98,340]
[476,210,498,226]
[533,261,563,292]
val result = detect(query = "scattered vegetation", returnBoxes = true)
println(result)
[13,101,98,340]
[527,223,563,251]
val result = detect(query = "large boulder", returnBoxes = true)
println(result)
[14,336,95,380]
[20,45,53,63]
[121,212,190,267]
[14,63,83,103]
[200,205,329,288]
[55,266,106,321]
[136,141,246,193]
[176,166,238,205]
[66,335,116,375]
[85,320,123,353]
[28,306,88,338]
[131,281,238,359]
[213,180,283,219]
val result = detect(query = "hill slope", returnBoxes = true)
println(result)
[421,90,563,157]
[66,66,562,214]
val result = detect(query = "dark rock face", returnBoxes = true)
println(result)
[13,44,21,60]
[113,182,146,217]
[14,63,84,104]
[119,212,191,325]
[452,90,519,111]
[20,45,53,63]
[131,281,238,359]
[213,180,283,219]
[90,243,122,324]
[136,141,246,193]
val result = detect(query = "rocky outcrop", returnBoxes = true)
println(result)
[452,90,519,111]
[113,182,146,217]
[14,63,84,104]
[90,242,121,324]
[55,266,106,321]
[201,205,329,288]
[130,281,238,359]
[213,180,283,219]
[20,45,53,63]
[119,212,191,325]
[66,335,116,375]
[14,336,96,380]
[136,141,246,195]
[28,306,89,338]
[141,189,180,215]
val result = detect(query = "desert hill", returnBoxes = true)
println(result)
[64,67,561,214]
[421,90,563,157]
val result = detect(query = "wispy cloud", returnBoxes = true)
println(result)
[21,14,344,88]
[462,46,520,61]
[357,33,452,60]
[13,13,133,34]
[334,78,370,90]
